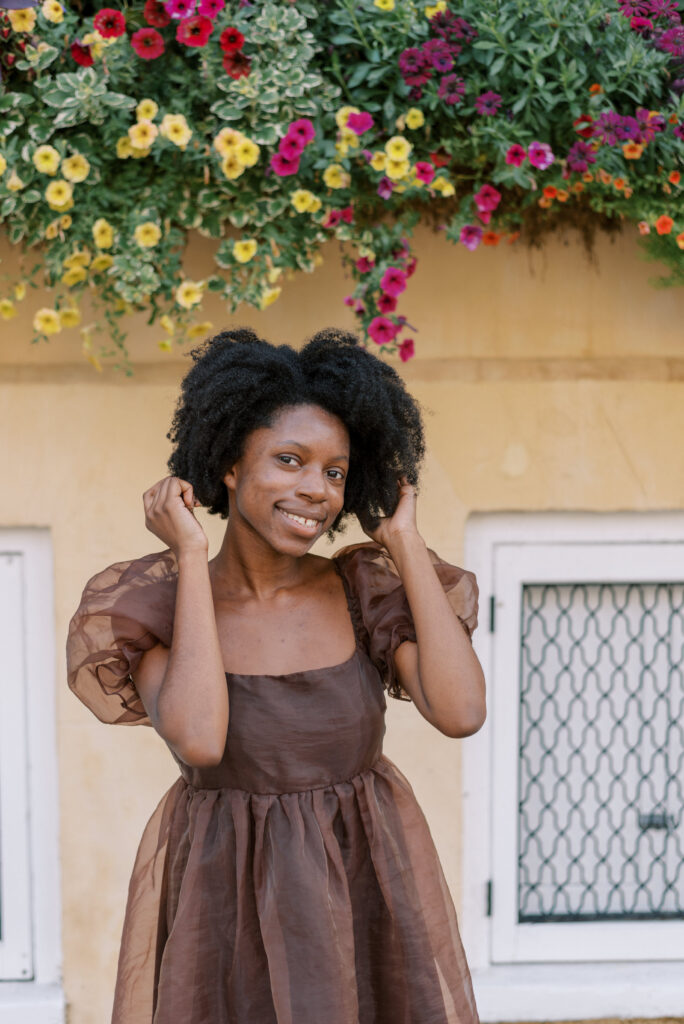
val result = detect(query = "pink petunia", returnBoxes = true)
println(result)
[377,293,397,314]
[130,27,165,59]
[380,267,407,298]
[460,224,482,251]
[176,14,213,46]
[477,210,492,225]
[473,183,501,212]
[346,112,374,135]
[528,140,555,170]
[340,206,354,224]
[355,257,375,273]
[415,161,435,184]
[343,295,355,307]
[505,144,527,166]
[399,337,415,362]
[377,177,394,200]
[164,0,195,17]
[288,118,316,146]
[405,255,417,278]
[323,210,343,228]
[198,0,225,15]
[278,134,305,160]
[368,316,400,345]
[270,152,300,177]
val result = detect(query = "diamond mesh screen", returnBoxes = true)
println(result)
[518,581,684,922]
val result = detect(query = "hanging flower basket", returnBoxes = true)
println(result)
[0,0,682,371]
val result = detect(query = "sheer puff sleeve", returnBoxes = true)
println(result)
[333,541,479,702]
[66,549,178,726]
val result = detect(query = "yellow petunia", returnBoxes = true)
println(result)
[267,266,283,284]
[0,299,17,320]
[186,321,214,340]
[13,282,26,301]
[33,308,61,335]
[116,136,134,159]
[385,135,412,161]
[335,106,359,130]
[41,0,63,24]
[61,153,90,183]
[259,286,281,309]
[81,29,113,59]
[59,307,81,328]
[45,221,59,239]
[130,147,151,160]
[92,217,114,249]
[33,145,61,175]
[62,250,91,270]
[335,140,349,159]
[308,196,322,213]
[160,114,192,148]
[128,119,158,150]
[61,266,88,287]
[134,222,162,248]
[159,314,175,335]
[339,128,360,149]
[213,127,244,157]
[374,0,395,10]
[425,0,447,16]
[323,164,350,189]
[9,8,37,31]
[175,280,203,309]
[136,98,159,122]
[370,151,387,172]
[385,158,410,181]
[60,214,72,229]
[235,138,260,167]
[233,238,257,263]
[90,253,114,273]
[0,155,6,177]
[7,170,25,192]
[432,176,455,196]
[291,189,317,213]
[405,107,425,130]
[45,179,73,210]
[221,153,245,180]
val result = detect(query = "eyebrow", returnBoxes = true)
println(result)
[279,440,349,461]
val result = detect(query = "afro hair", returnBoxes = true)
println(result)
[166,326,425,537]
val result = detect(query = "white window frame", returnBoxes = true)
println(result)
[463,512,684,1022]
[0,530,64,1023]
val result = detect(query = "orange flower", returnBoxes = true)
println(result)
[638,221,650,235]
[538,196,552,208]
[669,113,678,125]
[556,189,569,202]
[623,187,633,198]
[482,231,501,246]
[573,182,585,193]
[669,170,681,185]
[506,231,520,244]
[676,232,684,250]
[599,168,613,185]
[543,186,557,199]
[655,215,674,235]
[623,141,644,159]
[613,177,626,191]
[589,83,603,94]
[582,170,594,183]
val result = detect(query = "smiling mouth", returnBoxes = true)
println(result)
[276,507,323,532]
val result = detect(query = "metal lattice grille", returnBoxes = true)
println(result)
[518,581,684,923]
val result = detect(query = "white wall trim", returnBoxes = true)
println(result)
[462,511,684,1021]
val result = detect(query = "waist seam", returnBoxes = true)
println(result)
[181,756,386,796]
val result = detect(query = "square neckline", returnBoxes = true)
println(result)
[223,555,362,680]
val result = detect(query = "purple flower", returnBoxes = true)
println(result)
[431,11,477,42]
[437,74,466,105]
[473,183,501,212]
[528,140,555,170]
[506,144,527,166]
[346,111,374,135]
[398,47,431,86]
[475,90,502,116]
[377,177,394,200]
[566,140,596,173]
[656,25,684,57]
[422,39,454,72]
[673,122,684,141]
[460,224,482,251]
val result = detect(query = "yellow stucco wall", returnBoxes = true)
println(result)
[1,223,683,1023]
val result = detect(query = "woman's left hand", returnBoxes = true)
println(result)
[360,476,422,550]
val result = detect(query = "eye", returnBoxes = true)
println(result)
[327,469,345,481]
[277,454,299,465]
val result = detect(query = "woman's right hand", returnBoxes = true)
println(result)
[143,476,208,557]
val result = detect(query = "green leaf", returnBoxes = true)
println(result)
[210,100,244,121]
[102,93,136,110]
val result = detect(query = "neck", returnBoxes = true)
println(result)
[209,518,309,600]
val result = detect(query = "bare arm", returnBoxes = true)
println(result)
[132,477,228,767]
[364,480,486,738]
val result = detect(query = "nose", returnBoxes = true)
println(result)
[295,466,327,503]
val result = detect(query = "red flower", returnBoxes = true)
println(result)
[220,26,244,52]
[222,50,250,78]
[131,27,165,60]
[93,8,126,38]
[481,231,501,246]
[70,41,94,67]
[429,149,451,167]
[143,0,171,27]
[655,215,674,235]
[177,15,213,47]
[340,206,353,224]
[355,257,375,273]
[573,114,594,139]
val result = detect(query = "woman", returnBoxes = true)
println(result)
[66,326,486,1024]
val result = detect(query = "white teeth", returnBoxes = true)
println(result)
[279,509,319,528]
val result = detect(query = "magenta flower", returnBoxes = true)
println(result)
[368,316,400,345]
[460,225,482,251]
[399,337,415,362]
[278,134,305,160]
[438,74,465,105]
[288,119,315,145]
[198,0,224,14]
[343,295,355,307]
[377,177,394,200]
[422,39,454,72]
[164,0,195,17]
[528,140,555,170]
[415,161,435,184]
[176,14,213,46]
[505,144,527,166]
[475,91,502,115]
[340,206,354,224]
[399,47,431,86]
[346,112,374,135]
[630,15,653,30]
[674,122,684,141]
[566,140,596,173]
[355,257,375,273]
[405,255,417,278]
[431,11,477,42]
[656,25,684,57]
[473,183,501,212]
[323,210,343,229]
[380,267,407,298]
[270,152,300,177]
[377,293,397,314]
[354,300,366,315]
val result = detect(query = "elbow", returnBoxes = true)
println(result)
[174,740,226,768]
[439,702,487,739]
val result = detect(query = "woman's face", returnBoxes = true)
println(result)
[223,403,350,554]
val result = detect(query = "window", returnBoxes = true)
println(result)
[463,514,684,1021]
[0,531,63,1023]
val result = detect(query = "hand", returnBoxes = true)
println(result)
[360,476,422,551]
[143,476,208,557]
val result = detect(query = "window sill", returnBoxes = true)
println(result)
[471,961,684,1021]
[0,984,64,1024]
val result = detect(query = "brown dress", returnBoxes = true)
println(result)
[66,541,480,1024]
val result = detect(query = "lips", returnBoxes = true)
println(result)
[276,506,324,532]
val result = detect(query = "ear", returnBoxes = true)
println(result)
[222,461,239,491]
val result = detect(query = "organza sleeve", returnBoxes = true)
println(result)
[66,549,178,726]
[334,541,479,702]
